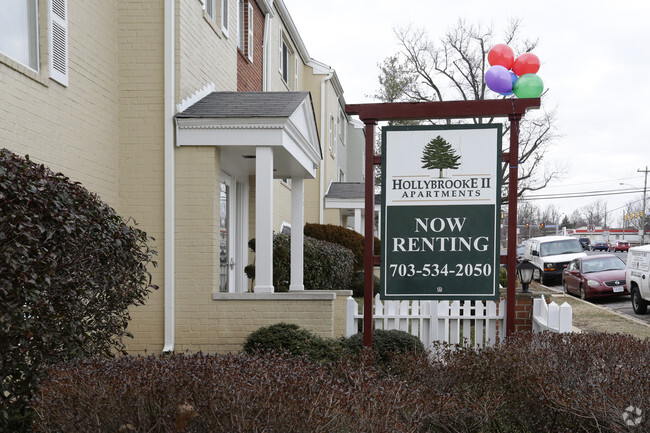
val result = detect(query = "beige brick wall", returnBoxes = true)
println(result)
[175,290,352,353]
[118,0,166,353]
[0,0,120,205]
[178,0,237,97]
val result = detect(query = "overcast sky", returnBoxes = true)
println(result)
[283,0,650,226]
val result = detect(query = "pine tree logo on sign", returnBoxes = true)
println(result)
[421,135,461,178]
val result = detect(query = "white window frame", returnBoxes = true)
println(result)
[329,114,335,157]
[339,108,346,146]
[279,31,290,84]
[48,0,68,86]
[0,0,40,71]
[221,0,229,36]
[205,0,216,22]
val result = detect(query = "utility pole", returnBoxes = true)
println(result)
[639,166,649,245]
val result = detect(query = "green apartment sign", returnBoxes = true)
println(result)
[381,125,502,300]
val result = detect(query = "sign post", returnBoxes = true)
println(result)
[381,125,501,300]
[345,98,540,347]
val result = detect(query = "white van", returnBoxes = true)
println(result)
[524,236,587,285]
[626,245,650,314]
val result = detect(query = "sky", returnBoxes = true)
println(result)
[282,0,650,227]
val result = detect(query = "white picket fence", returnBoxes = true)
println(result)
[346,294,506,350]
[532,295,572,333]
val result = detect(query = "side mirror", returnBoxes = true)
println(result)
[531,250,539,257]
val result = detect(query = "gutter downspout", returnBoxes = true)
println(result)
[319,71,333,223]
[262,12,271,91]
[163,0,175,352]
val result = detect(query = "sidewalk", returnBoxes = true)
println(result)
[528,282,650,340]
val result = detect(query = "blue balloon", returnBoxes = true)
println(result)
[485,65,512,94]
[500,72,518,96]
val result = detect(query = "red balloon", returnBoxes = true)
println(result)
[512,53,540,76]
[488,44,515,69]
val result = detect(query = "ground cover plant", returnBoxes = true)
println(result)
[0,149,157,431]
[32,331,650,432]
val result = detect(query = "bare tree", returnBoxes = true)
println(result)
[373,19,565,202]
[580,201,608,227]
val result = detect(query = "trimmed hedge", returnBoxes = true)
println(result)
[304,223,380,272]
[242,323,342,362]
[32,332,650,432]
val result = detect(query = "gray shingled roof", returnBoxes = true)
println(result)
[326,182,365,199]
[175,91,311,118]
[326,182,382,205]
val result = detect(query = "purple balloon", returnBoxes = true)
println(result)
[485,65,512,94]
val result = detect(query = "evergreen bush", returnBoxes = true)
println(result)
[245,233,354,291]
[0,149,157,431]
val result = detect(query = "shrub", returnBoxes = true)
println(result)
[304,223,380,272]
[499,265,507,287]
[0,149,157,431]
[32,333,650,432]
[348,270,380,297]
[245,233,354,291]
[242,322,341,362]
[343,329,425,362]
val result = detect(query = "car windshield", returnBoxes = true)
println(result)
[581,257,625,273]
[539,239,583,256]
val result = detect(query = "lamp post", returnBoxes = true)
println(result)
[516,259,537,293]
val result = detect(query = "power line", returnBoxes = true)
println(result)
[520,188,643,201]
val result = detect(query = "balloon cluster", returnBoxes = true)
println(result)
[485,44,543,98]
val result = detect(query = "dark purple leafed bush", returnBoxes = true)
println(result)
[0,149,157,431]
[32,332,650,432]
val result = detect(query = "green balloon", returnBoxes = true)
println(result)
[513,73,544,98]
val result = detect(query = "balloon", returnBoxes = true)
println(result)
[500,71,518,95]
[512,73,544,98]
[488,44,515,69]
[485,65,513,94]
[512,53,540,76]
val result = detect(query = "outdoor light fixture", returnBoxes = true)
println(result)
[516,259,537,293]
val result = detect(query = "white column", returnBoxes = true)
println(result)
[354,208,362,235]
[289,177,304,291]
[254,147,274,293]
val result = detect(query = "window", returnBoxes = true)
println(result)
[329,115,335,156]
[221,0,229,35]
[0,0,39,71]
[238,0,244,50]
[247,2,253,61]
[338,108,346,146]
[205,0,216,21]
[280,35,289,84]
[238,1,253,61]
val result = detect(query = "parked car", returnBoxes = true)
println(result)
[591,241,609,251]
[523,236,586,285]
[578,237,591,250]
[609,240,630,252]
[562,254,628,300]
[626,245,650,314]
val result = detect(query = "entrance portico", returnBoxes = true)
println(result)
[175,91,321,293]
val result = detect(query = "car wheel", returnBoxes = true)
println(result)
[540,272,548,286]
[580,285,587,301]
[562,281,568,295]
[632,288,648,315]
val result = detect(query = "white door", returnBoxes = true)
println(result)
[219,172,247,292]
